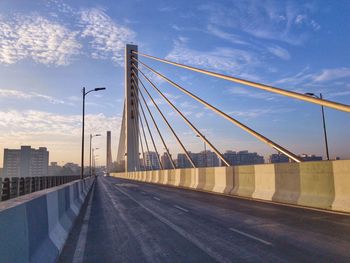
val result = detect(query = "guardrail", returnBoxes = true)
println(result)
[0,175,80,201]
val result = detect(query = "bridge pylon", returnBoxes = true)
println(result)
[124,44,139,172]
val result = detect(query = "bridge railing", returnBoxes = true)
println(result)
[0,175,80,201]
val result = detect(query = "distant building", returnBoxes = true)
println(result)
[161,152,173,169]
[223,150,264,166]
[195,151,220,167]
[299,154,322,162]
[269,153,290,163]
[62,162,80,175]
[176,151,220,168]
[177,153,192,168]
[48,162,62,176]
[3,146,49,177]
[144,151,160,170]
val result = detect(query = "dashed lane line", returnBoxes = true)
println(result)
[174,205,189,213]
[229,227,272,246]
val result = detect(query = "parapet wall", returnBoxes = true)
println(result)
[0,177,94,263]
[112,160,350,213]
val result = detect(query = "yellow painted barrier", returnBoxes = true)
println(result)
[230,165,255,197]
[332,160,350,211]
[212,167,234,194]
[272,163,300,204]
[252,164,275,200]
[111,159,350,213]
[298,161,334,209]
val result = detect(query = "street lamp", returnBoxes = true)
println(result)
[196,134,207,167]
[305,92,330,160]
[90,134,101,177]
[81,87,106,180]
[92,149,99,176]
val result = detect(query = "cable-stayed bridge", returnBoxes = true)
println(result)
[1,44,350,263]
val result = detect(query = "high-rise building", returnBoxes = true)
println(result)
[48,162,62,176]
[299,154,322,162]
[196,151,220,167]
[161,152,173,169]
[223,150,264,166]
[3,146,49,177]
[144,151,160,170]
[269,153,290,163]
[177,153,192,168]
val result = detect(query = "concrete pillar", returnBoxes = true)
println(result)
[125,44,139,172]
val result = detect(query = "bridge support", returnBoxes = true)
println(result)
[125,44,139,172]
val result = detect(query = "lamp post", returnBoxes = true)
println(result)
[92,148,99,176]
[196,134,207,167]
[305,92,330,160]
[90,134,101,177]
[81,87,106,180]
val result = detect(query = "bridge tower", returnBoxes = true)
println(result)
[106,131,112,174]
[124,44,139,172]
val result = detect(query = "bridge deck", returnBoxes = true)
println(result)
[59,176,350,263]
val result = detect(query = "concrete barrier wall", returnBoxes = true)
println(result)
[112,160,350,213]
[0,177,94,263]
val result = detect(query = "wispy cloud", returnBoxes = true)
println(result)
[312,68,350,82]
[80,8,135,65]
[226,86,276,101]
[0,88,70,105]
[0,15,81,66]
[206,25,249,46]
[0,109,120,139]
[267,45,290,60]
[227,107,294,119]
[165,38,259,77]
[200,1,320,45]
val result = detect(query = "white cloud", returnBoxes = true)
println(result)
[312,68,350,82]
[226,86,276,101]
[0,88,70,105]
[276,67,350,86]
[0,15,81,65]
[206,25,249,46]
[227,107,294,119]
[267,45,290,60]
[165,38,259,76]
[0,109,121,163]
[200,1,319,45]
[80,8,135,65]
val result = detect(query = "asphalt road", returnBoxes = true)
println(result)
[59,176,350,263]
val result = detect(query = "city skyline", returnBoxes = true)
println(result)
[0,0,349,166]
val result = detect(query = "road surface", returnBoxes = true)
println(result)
[59,176,350,263]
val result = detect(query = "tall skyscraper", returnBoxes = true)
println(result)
[106,131,112,174]
[144,151,160,170]
[3,146,49,177]
[161,152,172,169]
[223,150,264,166]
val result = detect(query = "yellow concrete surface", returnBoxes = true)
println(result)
[252,164,275,200]
[230,165,255,197]
[212,167,234,194]
[298,161,334,209]
[111,159,350,212]
[331,160,350,212]
[272,162,300,204]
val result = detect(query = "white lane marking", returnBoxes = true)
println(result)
[113,185,230,263]
[141,192,147,195]
[229,227,272,246]
[174,205,189,213]
[153,196,161,201]
[72,183,95,263]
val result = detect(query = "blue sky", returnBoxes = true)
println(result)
[0,0,349,166]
